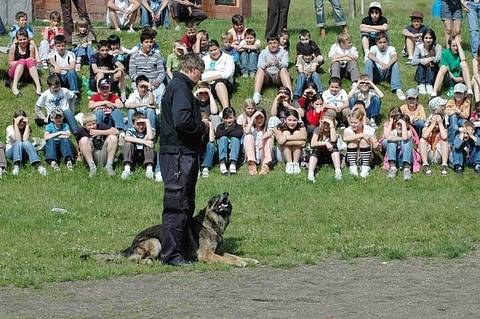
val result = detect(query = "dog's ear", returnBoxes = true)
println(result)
[207,194,221,208]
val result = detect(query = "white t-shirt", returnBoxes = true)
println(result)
[125,90,151,112]
[322,89,348,108]
[369,45,396,69]
[48,50,76,74]
[5,125,31,151]
[351,89,378,108]
[345,124,376,137]
[327,43,359,67]
[36,88,76,114]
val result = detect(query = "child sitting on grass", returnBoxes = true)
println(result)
[215,107,243,175]
[452,121,480,176]
[244,107,273,176]
[328,31,360,83]
[43,108,74,172]
[307,117,342,183]
[72,18,96,69]
[75,112,119,177]
[347,74,384,128]
[237,28,260,78]
[121,112,155,180]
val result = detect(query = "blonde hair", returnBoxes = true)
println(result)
[350,108,366,121]
[244,98,255,109]
[82,112,96,126]
[221,32,233,43]
[337,32,351,44]
[75,18,89,33]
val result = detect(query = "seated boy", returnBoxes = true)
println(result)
[253,35,291,105]
[323,77,349,127]
[228,14,247,49]
[76,112,119,177]
[215,107,243,175]
[359,1,388,57]
[8,11,34,45]
[88,78,126,141]
[129,30,166,105]
[180,21,198,52]
[89,40,126,99]
[328,31,360,83]
[364,32,405,101]
[125,75,158,133]
[452,121,480,175]
[43,108,74,171]
[294,46,323,99]
[121,112,155,180]
[238,28,260,78]
[402,11,428,63]
[48,34,79,95]
[166,40,187,80]
[35,74,79,133]
[221,32,239,63]
[194,81,221,130]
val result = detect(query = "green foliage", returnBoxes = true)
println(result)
[0,0,479,287]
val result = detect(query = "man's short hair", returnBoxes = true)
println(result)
[179,53,205,73]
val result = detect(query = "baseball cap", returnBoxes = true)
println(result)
[410,11,424,19]
[98,78,111,88]
[406,88,418,99]
[453,83,467,94]
[428,97,448,112]
[368,2,382,13]
[50,107,64,120]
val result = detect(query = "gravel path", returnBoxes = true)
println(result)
[1,255,480,318]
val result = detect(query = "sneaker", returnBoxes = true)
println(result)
[430,91,437,97]
[423,164,432,176]
[106,165,116,176]
[127,27,135,33]
[259,163,270,175]
[89,165,97,178]
[42,60,49,70]
[467,88,473,96]
[37,165,47,176]
[253,92,262,105]
[285,162,293,174]
[425,84,433,95]
[417,84,427,95]
[369,118,378,129]
[118,132,126,147]
[396,89,406,101]
[360,166,370,178]
[403,168,412,181]
[12,164,20,176]
[406,58,413,65]
[402,47,408,57]
[66,160,74,171]
[121,170,132,180]
[0,168,5,178]
[219,162,228,175]
[387,167,398,179]
[174,25,181,32]
[51,161,60,171]
[155,171,163,182]
[455,166,463,176]
[474,164,480,176]
[447,87,454,98]
[229,162,237,175]
[441,164,449,176]
[334,169,342,181]
[201,167,209,178]
[145,169,154,180]
[248,162,257,176]
[241,73,248,78]
[349,165,358,176]
[75,63,81,72]
[307,172,316,183]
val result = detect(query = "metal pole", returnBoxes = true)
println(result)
[361,0,365,15]
[349,0,355,18]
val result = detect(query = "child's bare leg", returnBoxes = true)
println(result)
[281,145,293,163]
[254,69,266,94]
[460,61,472,92]
[361,36,370,54]
[28,66,42,94]
[214,82,230,108]
[292,146,302,163]
[432,66,448,95]
[331,151,341,171]
[109,11,121,31]
[405,37,415,58]
[279,68,292,91]
[453,20,462,40]
[418,138,429,165]
[79,138,94,164]
[440,140,449,166]
[11,64,24,95]
[308,155,318,175]
[443,19,452,47]
[106,135,119,163]
[473,77,480,101]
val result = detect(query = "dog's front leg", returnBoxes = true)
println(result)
[223,253,259,266]
[198,250,248,267]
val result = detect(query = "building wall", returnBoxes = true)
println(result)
[34,0,108,22]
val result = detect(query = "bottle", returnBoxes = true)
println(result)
[51,207,68,214]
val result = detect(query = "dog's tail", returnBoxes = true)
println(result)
[80,252,124,262]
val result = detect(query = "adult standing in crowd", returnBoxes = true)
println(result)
[159,53,207,266]
[265,0,291,38]
[60,0,93,45]
[314,0,348,37]
[170,0,207,30]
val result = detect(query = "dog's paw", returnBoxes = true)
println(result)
[242,257,260,266]
[138,258,153,265]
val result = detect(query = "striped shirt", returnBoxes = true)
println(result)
[129,49,165,84]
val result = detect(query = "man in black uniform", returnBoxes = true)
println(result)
[159,53,206,266]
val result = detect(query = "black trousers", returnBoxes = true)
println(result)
[265,0,291,38]
[170,3,207,23]
[60,0,92,44]
[159,152,199,263]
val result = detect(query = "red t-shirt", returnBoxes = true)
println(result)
[181,34,196,51]
[90,93,120,113]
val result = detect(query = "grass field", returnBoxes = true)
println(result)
[1,0,479,288]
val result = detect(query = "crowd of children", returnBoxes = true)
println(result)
[1,1,480,182]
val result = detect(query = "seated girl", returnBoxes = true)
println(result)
[274,109,307,175]
[244,107,273,176]
[307,117,342,183]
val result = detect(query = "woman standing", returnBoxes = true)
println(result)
[265,0,291,38]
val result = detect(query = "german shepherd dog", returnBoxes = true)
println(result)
[83,193,259,267]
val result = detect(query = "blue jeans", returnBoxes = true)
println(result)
[201,142,216,168]
[452,136,480,167]
[140,5,170,28]
[364,60,402,91]
[57,70,79,94]
[349,95,381,119]
[415,63,438,85]
[95,109,126,131]
[467,2,480,54]
[294,72,324,97]
[239,51,258,74]
[386,139,413,167]
[63,109,79,134]
[72,45,95,63]
[447,114,466,146]
[6,141,41,165]
[314,0,347,27]
[412,119,426,138]
[127,108,157,132]
[217,136,241,162]
[45,138,73,162]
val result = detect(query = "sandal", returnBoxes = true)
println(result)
[248,161,257,176]
[259,163,270,175]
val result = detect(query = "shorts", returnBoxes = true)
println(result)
[441,0,463,20]
[311,142,339,160]
[84,138,110,167]
[210,79,233,98]
[265,71,282,86]
[7,58,37,79]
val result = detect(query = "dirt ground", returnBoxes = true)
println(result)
[1,254,480,319]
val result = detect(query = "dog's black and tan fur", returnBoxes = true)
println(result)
[84,193,258,267]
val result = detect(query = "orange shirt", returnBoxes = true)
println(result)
[445,99,471,119]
